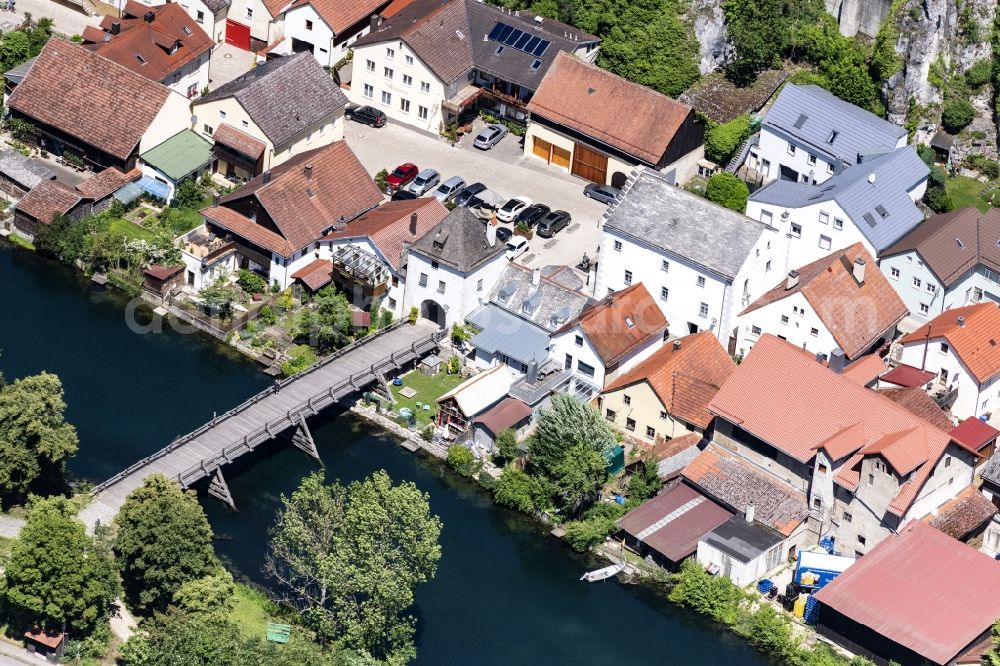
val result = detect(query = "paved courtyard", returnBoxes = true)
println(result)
[344,119,608,275]
[11,0,98,37]
[208,43,255,91]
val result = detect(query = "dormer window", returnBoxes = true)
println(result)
[181,25,192,35]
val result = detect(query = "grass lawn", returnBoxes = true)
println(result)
[945,176,992,213]
[107,217,157,241]
[390,369,465,427]
[6,232,34,250]
[228,583,279,638]
[156,207,204,236]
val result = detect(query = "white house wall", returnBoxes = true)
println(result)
[549,325,606,386]
[402,251,507,328]
[139,92,194,153]
[281,6,336,66]
[734,291,842,360]
[753,126,839,185]
[905,443,976,521]
[897,339,989,419]
[877,251,946,319]
[161,52,211,99]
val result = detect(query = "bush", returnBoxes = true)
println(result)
[447,444,479,477]
[237,269,267,295]
[171,177,206,209]
[733,603,796,656]
[493,468,538,513]
[965,153,1000,180]
[704,115,751,164]
[562,513,621,552]
[281,346,316,376]
[668,559,745,625]
[257,305,276,327]
[375,168,389,193]
[705,172,750,212]
[966,59,993,88]
[941,98,976,133]
[917,143,936,167]
[408,306,419,324]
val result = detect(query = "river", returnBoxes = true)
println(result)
[0,243,767,665]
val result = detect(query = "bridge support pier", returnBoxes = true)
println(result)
[208,468,237,511]
[289,414,323,466]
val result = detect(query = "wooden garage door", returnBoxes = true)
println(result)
[552,145,571,169]
[225,19,251,50]
[533,136,552,161]
[572,143,608,183]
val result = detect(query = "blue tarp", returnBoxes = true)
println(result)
[135,175,170,200]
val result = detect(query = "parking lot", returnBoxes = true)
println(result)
[343,118,608,274]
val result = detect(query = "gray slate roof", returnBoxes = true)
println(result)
[749,146,929,252]
[604,168,767,280]
[701,514,784,564]
[487,263,592,331]
[467,303,550,363]
[982,449,1000,489]
[202,0,230,13]
[197,52,347,147]
[409,206,505,272]
[764,84,906,166]
[0,149,53,190]
[3,56,35,86]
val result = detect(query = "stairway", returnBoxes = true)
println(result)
[725,132,760,173]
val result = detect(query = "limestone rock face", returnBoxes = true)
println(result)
[688,0,732,74]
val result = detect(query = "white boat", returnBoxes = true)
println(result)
[580,563,625,582]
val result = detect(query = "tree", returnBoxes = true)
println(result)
[551,444,608,514]
[704,115,751,165]
[446,444,479,477]
[114,474,217,614]
[5,496,119,633]
[493,427,518,462]
[626,458,662,503]
[705,173,750,212]
[941,98,976,133]
[530,394,614,478]
[966,59,993,88]
[200,273,241,320]
[266,471,442,664]
[296,287,353,352]
[984,619,1000,666]
[0,371,78,501]
[171,178,206,209]
[827,61,884,116]
[493,467,539,513]
[723,0,788,84]
[170,570,236,624]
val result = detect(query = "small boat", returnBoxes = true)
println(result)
[580,562,625,582]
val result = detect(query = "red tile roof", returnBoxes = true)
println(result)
[710,335,954,517]
[201,205,295,256]
[841,353,885,385]
[291,258,333,290]
[618,483,733,562]
[75,167,140,200]
[89,3,213,83]
[526,52,695,165]
[877,387,954,432]
[950,418,1000,454]
[472,398,532,435]
[900,302,1000,384]
[879,363,936,388]
[556,283,667,367]
[286,0,390,35]
[8,40,172,161]
[814,520,1000,665]
[603,331,735,429]
[322,198,450,271]
[15,180,81,223]
[926,486,997,540]
[351,310,371,327]
[741,243,906,360]
[212,123,267,160]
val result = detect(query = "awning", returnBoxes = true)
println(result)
[135,175,170,200]
[467,304,549,365]
[113,181,143,204]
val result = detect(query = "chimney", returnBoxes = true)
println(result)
[110,20,121,35]
[144,10,155,22]
[744,504,755,523]
[262,170,272,184]
[304,163,313,182]
[531,268,540,286]
[370,14,382,31]
[829,348,846,374]
[852,255,866,285]
[527,360,538,384]
[786,269,799,290]
[815,352,824,363]
[486,221,496,247]
[958,315,966,328]
[409,212,417,235]
[672,340,681,351]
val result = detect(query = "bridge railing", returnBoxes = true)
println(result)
[90,324,443,495]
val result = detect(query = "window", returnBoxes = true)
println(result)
[833,218,843,230]
[386,47,395,59]
[787,142,796,156]
[945,456,951,468]
[807,154,817,166]
[765,260,771,272]
[645,426,655,439]
[381,91,391,105]
[790,223,802,238]
[827,162,835,174]
[857,535,866,546]
[696,276,706,288]
[363,83,373,98]
[420,81,430,93]
[613,240,622,252]
[305,19,313,30]
[827,130,838,144]
[760,210,773,225]
[195,9,204,22]
[919,303,929,315]
[751,325,762,336]
[572,335,583,348]
[661,260,670,272]
[819,235,832,250]
[813,497,822,509]
[623,395,631,406]
[418,273,428,287]
[245,6,252,18]
[660,410,668,420]
[477,278,483,292]
[818,463,828,474]
[810,327,819,337]
[625,418,636,432]
[781,315,789,324]
[699,302,709,318]
[890,267,900,280]
[403,74,412,86]
[577,361,595,378]
[387,297,396,310]
[400,98,410,113]
[405,55,414,65]
[437,280,446,294]
[203,124,213,135]
[912,276,922,289]
[384,67,393,79]
[624,270,632,286]
[660,286,669,302]
[218,110,226,119]
[605,409,616,421]
[819,211,829,225]
[366,59,375,72]
[843,511,852,523]
[867,473,874,486]
[418,106,428,120]
[940,342,949,354]
[926,283,937,294]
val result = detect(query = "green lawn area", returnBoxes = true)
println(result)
[6,232,34,250]
[228,583,279,638]
[156,207,204,236]
[107,217,157,241]
[945,176,992,213]
[390,369,465,427]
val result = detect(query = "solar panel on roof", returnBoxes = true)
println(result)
[503,28,523,46]
[532,40,549,56]
[863,212,877,227]
[514,32,532,49]
[488,21,552,58]
[524,36,541,53]
[488,23,505,40]
[793,113,808,129]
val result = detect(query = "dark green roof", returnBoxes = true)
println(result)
[140,130,213,182]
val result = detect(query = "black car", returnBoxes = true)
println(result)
[496,227,513,243]
[454,182,487,207]
[346,105,387,127]
[536,210,571,238]
[515,203,550,227]
[391,188,418,201]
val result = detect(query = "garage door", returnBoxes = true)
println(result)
[572,143,608,183]
[552,145,570,169]
[225,19,251,50]
[532,136,551,161]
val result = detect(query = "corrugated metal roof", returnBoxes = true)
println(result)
[618,483,733,562]
[140,129,213,182]
[467,304,550,363]
[814,521,1000,665]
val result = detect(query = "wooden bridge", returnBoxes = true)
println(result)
[80,320,443,529]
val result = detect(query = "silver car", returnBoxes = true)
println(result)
[434,176,466,202]
[408,168,440,196]
[473,124,508,150]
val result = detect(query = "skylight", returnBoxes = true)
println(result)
[624,317,634,329]
[863,212,877,227]
[135,54,146,64]
[827,130,838,144]
[956,237,966,249]
[793,113,808,129]
[875,204,889,218]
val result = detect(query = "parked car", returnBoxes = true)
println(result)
[386,163,419,193]
[536,210,571,238]
[391,189,418,201]
[496,227,513,243]
[434,176,466,202]
[346,105,387,128]
[473,124,508,150]
[496,196,532,223]
[515,203,550,227]
[505,236,529,260]
[584,183,621,205]
[454,182,487,207]
[408,168,440,196]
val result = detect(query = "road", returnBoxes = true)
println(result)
[343,118,609,274]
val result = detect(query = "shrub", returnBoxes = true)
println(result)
[375,168,389,192]
[493,468,538,513]
[917,143,936,167]
[237,269,267,295]
[966,59,993,88]
[733,603,796,656]
[562,513,620,552]
[704,115,751,165]
[447,444,479,477]
[447,355,461,374]
[668,559,745,625]
[408,306,419,324]
[171,177,206,209]
[281,345,316,376]
[941,98,976,133]
[965,153,1000,180]
[705,172,750,212]
[451,323,471,344]
[257,305,276,327]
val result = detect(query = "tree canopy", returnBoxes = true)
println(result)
[705,172,750,212]
[113,475,217,614]
[266,471,442,665]
[296,288,354,352]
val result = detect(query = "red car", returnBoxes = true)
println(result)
[386,163,419,193]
